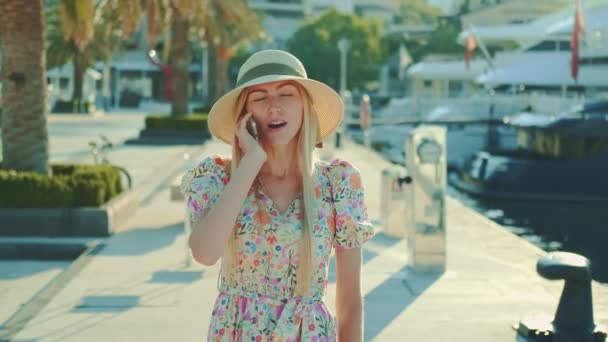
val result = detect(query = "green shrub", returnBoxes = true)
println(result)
[52,100,94,113]
[0,164,124,208]
[68,178,106,207]
[192,104,211,114]
[145,114,209,131]
[53,164,122,202]
[0,170,73,208]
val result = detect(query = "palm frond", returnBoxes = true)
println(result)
[116,0,142,38]
[59,0,94,51]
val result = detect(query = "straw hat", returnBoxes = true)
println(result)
[207,49,344,145]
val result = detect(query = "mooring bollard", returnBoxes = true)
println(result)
[404,126,447,273]
[380,165,412,238]
[515,251,607,341]
[170,153,197,266]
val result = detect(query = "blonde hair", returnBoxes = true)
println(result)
[225,82,319,296]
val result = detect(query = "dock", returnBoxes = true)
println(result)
[1,119,607,341]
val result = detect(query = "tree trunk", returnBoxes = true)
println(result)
[215,56,228,101]
[0,0,49,175]
[206,45,230,104]
[206,44,219,104]
[170,11,189,116]
[72,56,84,104]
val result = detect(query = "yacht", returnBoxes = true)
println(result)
[450,100,608,203]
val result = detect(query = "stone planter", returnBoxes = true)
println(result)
[125,128,210,145]
[0,188,140,237]
[52,100,95,114]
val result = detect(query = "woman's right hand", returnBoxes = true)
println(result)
[236,112,266,163]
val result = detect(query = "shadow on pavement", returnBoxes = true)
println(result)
[0,261,68,280]
[11,264,203,342]
[369,232,401,248]
[149,270,203,284]
[328,232,402,284]
[364,266,442,341]
[73,295,140,313]
[101,223,184,256]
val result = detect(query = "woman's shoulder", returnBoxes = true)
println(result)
[180,154,231,194]
[192,154,232,174]
[316,158,360,175]
[315,158,362,190]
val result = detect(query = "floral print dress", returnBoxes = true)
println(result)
[180,155,375,342]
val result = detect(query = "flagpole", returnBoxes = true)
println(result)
[581,0,587,46]
[469,25,494,70]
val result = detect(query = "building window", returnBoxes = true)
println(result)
[581,57,608,65]
[526,41,557,52]
[59,77,69,89]
[558,41,571,51]
[448,80,463,96]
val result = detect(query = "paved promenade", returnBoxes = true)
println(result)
[1,120,607,341]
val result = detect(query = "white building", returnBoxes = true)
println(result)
[428,0,504,16]
[47,64,101,108]
[460,0,568,28]
[250,0,400,49]
[466,1,608,97]
[386,0,608,124]
[249,0,312,49]
[406,55,487,98]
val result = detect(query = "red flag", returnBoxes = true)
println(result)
[465,34,477,71]
[148,51,174,100]
[360,94,371,130]
[571,0,585,81]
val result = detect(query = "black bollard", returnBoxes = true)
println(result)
[398,176,412,186]
[515,252,607,341]
[335,131,341,149]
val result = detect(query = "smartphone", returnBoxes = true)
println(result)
[246,118,259,141]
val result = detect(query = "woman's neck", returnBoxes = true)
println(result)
[261,141,299,179]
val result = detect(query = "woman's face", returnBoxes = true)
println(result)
[245,80,304,146]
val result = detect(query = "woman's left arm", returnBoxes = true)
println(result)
[335,246,363,342]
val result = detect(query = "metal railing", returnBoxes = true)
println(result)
[88,135,133,190]
[344,94,587,126]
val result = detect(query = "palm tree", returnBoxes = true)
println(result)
[47,0,263,116]
[46,0,141,107]
[167,1,193,116]
[190,0,264,103]
[0,0,49,175]
[147,0,264,114]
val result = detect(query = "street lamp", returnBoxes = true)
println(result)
[337,38,351,96]
[336,38,351,149]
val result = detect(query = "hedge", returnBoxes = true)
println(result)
[0,164,124,208]
[192,104,211,114]
[52,100,94,113]
[145,114,209,131]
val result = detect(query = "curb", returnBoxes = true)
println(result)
[0,240,105,342]
[0,188,140,237]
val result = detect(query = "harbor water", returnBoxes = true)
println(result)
[348,125,608,284]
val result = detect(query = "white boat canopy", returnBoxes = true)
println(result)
[407,59,487,80]
[476,51,608,87]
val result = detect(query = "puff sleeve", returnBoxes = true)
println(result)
[180,155,230,224]
[328,159,375,250]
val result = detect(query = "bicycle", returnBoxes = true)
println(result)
[89,134,133,190]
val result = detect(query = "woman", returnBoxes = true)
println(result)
[181,49,374,341]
